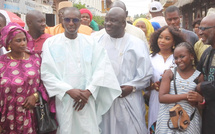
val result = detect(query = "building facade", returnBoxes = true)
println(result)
[72,0,112,16]
[160,0,215,30]
[1,0,55,27]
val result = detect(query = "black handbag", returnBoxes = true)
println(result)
[35,92,57,134]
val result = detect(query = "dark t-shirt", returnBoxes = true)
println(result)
[197,46,215,134]
[181,29,198,46]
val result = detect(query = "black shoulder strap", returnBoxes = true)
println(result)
[193,73,202,84]
[173,67,177,95]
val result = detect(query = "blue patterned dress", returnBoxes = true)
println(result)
[155,68,201,134]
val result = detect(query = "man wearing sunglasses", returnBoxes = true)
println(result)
[45,1,92,35]
[41,7,122,134]
[196,14,215,134]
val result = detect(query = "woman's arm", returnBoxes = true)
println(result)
[159,69,188,104]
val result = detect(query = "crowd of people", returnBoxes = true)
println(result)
[0,0,215,134]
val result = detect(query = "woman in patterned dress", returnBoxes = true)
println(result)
[0,22,48,133]
[155,42,204,133]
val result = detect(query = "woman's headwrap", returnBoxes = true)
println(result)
[133,18,154,41]
[0,22,33,51]
[151,22,161,31]
[80,8,93,22]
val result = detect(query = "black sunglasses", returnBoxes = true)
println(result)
[63,18,80,23]
[198,26,215,31]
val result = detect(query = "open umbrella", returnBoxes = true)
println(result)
[0,9,25,27]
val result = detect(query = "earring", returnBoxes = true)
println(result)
[192,59,195,66]
[172,45,175,49]
[8,46,11,50]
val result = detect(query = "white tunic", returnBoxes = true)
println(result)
[97,33,153,134]
[41,33,122,134]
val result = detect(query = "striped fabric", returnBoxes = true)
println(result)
[155,68,202,134]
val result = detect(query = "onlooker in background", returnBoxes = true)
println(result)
[151,22,161,31]
[133,18,154,43]
[147,25,185,133]
[0,13,7,55]
[80,8,92,26]
[149,1,167,27]
[93,0,148,47]
[156,42,204,133]
[80,8,99,31]
[45,1,92,35]
[192,18,210,61]
[0,22,49,134]
[164,5,198,46]
[196,14,215,134]
[192,18,202,39]
[90,20,99,31]
[41,7,121,134]
[26,10,52,51]
[97,7,153,134]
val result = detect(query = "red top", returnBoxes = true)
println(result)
[33,33,52,51]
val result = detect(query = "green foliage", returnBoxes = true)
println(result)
[134,13,147,20]
[74,2,86,9]
[93,16,105,27]
[73,2,104,27]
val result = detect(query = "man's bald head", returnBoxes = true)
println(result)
[202,14,215,26]
[26,10,44,21]
[199,14,215,46]
[63,7,81,19]
[110,1,128,17]
[110,1,126,11]
[26,10,46,37]
[108,7,126,19]
[104,7,126,38]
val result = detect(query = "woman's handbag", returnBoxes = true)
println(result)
[35,92,57,134]
[167,67,196,131]
[168,104,190,130]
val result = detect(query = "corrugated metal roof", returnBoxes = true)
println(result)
[161,0,194,8]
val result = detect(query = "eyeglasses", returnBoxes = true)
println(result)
[198,26,215,31]
[63,18,80,23]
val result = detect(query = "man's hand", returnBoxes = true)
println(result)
[195,83,202,93]
[187,91,203,102]
[66,89,92,111]
[153,81,161,91]
[22,94,36,109]
[119,85,133,98]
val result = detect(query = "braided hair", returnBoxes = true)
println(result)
[175,42,198,67]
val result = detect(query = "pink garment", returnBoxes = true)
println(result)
[33,33,52,51]
[0,52,49,134]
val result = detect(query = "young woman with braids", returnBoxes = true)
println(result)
[147,25,185,133]
[156,42,204,133]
